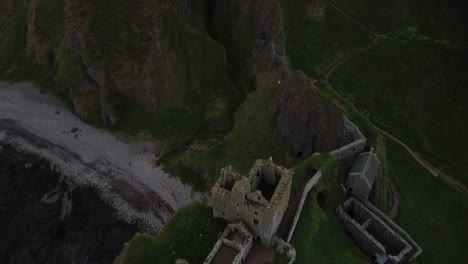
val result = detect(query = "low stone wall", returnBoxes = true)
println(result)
[203,222,253,264]
[203,228,231,264]
[286,117,366,243]
[272,236,296,264]
[286,170,322,242]
[330,117,366,160]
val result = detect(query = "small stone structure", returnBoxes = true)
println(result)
[203,222,254,264]
[346,149,381,201]
[212,159,293,245]
[336,197,422,263]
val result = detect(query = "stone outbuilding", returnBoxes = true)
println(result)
[336,197,422,263]
[346,149,381,201]
[211,159,293,245]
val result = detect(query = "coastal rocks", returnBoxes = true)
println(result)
[0,145,136,264]
[277,71,352,157]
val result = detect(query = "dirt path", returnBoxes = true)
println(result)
[378,128,468,194]
[328,1,381,37]
[323,1,468,197]
[325,35,381,82]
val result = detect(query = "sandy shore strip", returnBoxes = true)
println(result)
[0,81,204,232]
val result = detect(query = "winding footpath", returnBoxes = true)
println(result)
[378,128,468,194]
[323,0,468,218]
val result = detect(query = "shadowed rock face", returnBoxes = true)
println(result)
[0,145,136,264]
[277,71,352,157]
[14,0,240,126]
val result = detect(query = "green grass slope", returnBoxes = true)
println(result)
[122,203,226,264]
[290,155,368,263]
[331,40,468,185]
[282,0,372,79]
[335,0,468,43]
[386,138,468,263]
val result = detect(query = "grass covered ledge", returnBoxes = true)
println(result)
[120,203,226,264]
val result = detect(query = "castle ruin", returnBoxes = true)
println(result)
[211,159,293,245]
[336,197,422,263]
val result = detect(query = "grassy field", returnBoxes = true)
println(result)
[331,39,468,187]
[290,156,368,264]
[315,80,392,212]
[122,203,226,264]
[281,0,372,79]
[386,138,468,263]
[335,0,468,43]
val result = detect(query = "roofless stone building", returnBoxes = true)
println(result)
[211,159,293,245]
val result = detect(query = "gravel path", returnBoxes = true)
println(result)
[0,82,204,232]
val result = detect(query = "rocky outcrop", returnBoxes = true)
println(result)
[277,71,352,157]
[209,1,351,157]
[13,0,241,128]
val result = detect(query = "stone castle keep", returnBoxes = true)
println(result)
[211,159,293,245]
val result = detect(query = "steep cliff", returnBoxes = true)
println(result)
[0,0,350,154]
[278,71,352,157]
[1,0,242,144]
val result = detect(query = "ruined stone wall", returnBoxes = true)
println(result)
[212,160,292,245]
[272,235,296,264]
[203,227,231,264]
[336,207,386,254]
[337,198,421,263]
[287,170,322,242]
[362,200,423,262]
[204,222,253,264]
[269,167,293,240]
[287,118,366,242]
[213,189,272,243]
[367,220,408,256]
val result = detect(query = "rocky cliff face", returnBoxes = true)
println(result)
[1,0,241,129]
[209,1,351,157]
[278,71,352,157]
[1,0,351,154]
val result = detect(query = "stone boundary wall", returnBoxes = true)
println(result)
[203,222,253,264]
[330,116,366,160]
[286,116,366,243]
[286,170,322,242]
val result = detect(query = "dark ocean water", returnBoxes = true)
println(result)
[0,144,137,264]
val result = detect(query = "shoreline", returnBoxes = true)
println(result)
[0,81,205,232]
